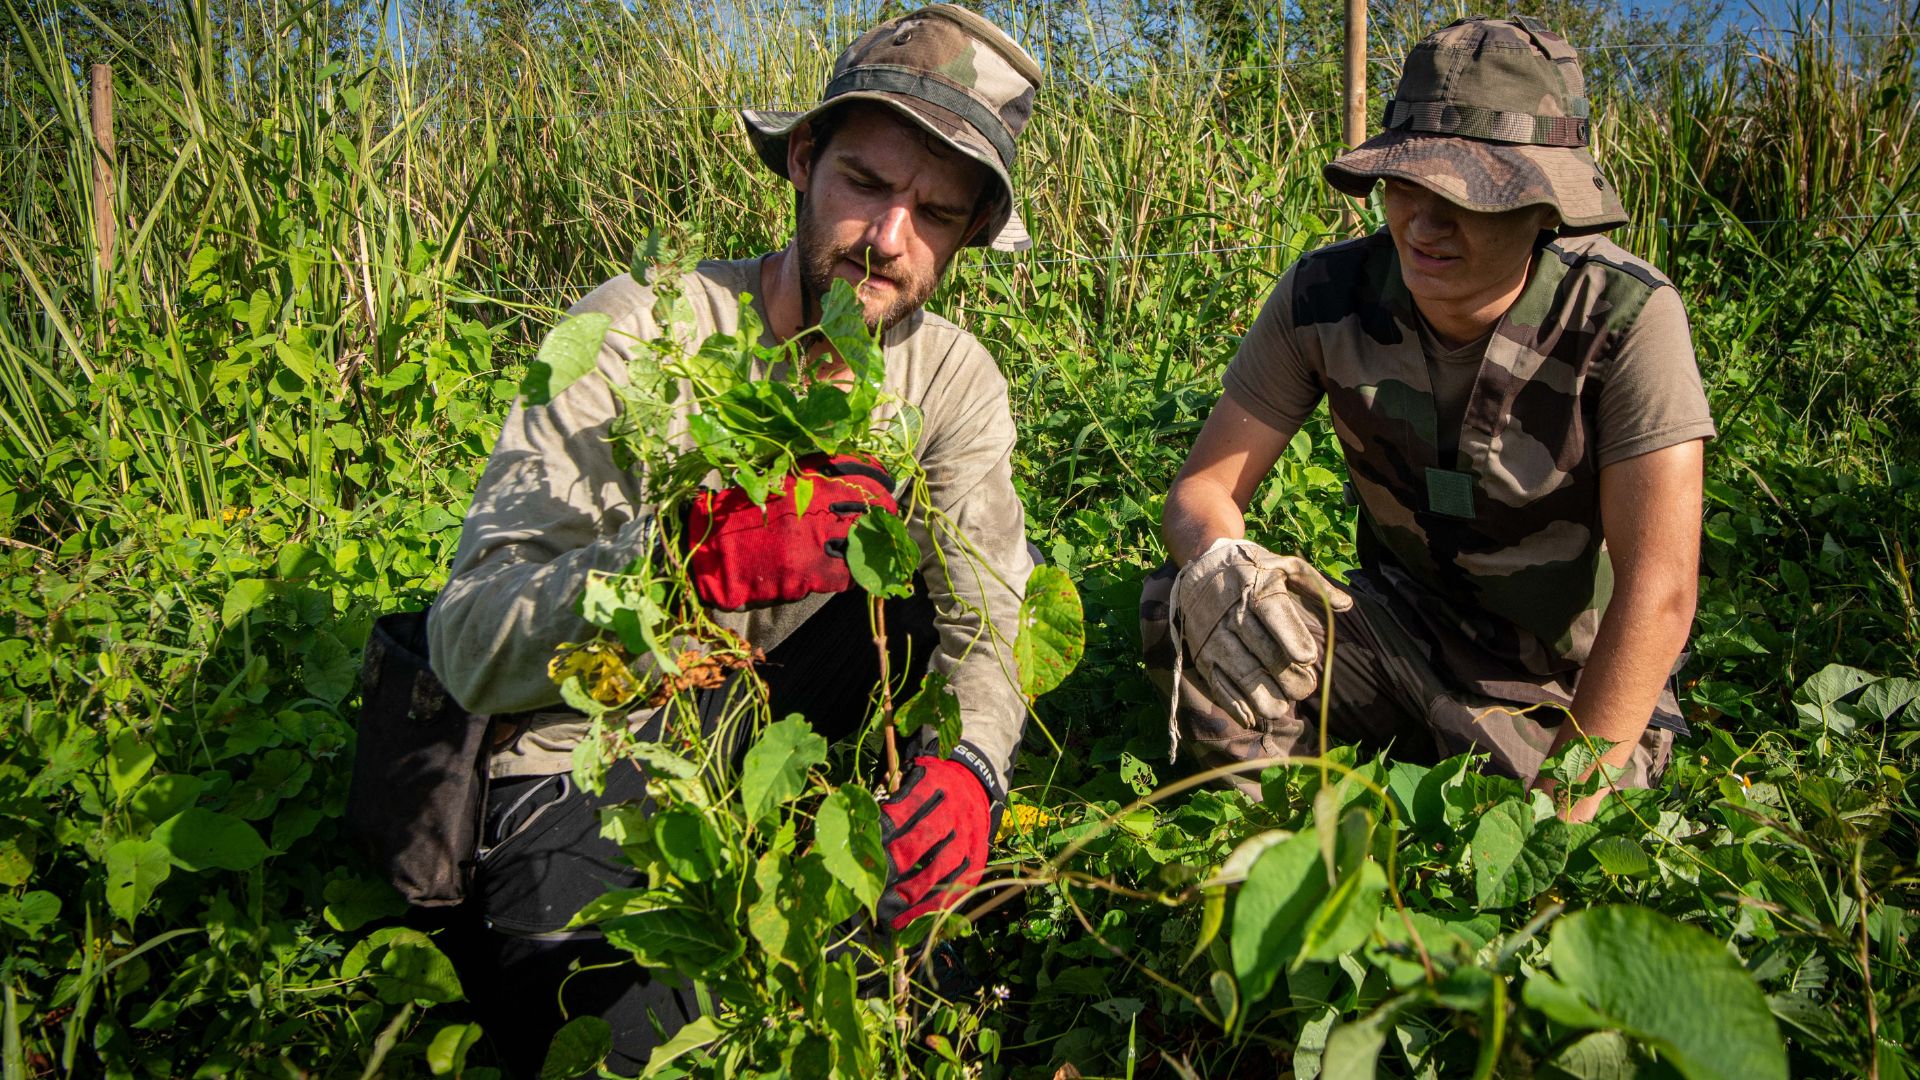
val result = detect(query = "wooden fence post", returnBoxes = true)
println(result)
[90,62,115,276]
[1342,0,1367,232]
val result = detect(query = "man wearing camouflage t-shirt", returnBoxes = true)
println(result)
[1143,16,1714,822]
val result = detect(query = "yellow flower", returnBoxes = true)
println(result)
[548,642,640,707]
[996,802,1053,842]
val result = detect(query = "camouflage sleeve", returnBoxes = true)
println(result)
[1593,286,1717,468]
[1222,264,1325,436]
[427,277,662,715]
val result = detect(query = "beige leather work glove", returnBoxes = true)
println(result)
[1172,537,1353,726]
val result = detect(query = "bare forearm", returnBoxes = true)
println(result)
[1558,588,1695,772]
[1162,475,1249,566]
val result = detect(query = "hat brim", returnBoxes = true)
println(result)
[1324,131,1628,235]
[741,96,1029,252]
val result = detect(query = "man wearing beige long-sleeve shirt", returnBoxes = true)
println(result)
[425,8,1042,1073]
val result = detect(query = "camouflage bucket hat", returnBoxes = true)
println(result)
[1324,15,1629,234]
[741,4,1043,252]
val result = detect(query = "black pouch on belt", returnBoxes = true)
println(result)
[346,608,507,907]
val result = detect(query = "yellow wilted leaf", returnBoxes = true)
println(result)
[548,642,640,707]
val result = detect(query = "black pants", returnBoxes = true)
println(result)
[444,585,939,1077]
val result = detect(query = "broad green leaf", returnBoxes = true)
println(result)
[221,578,271,627]
[225,747,312,821]
[1589,836,1652,877]
[844,510,918,599]
[153,808,268,872]
[1856,676,1920,723]
[1471,799,1569,908]
[570,721,613,794]
[816,786,887,909]
[107,729,155,800]
[818,278,885,414]
[1796,663,1876,706]
[541,1016,613,1080]
[739,716,828,824]
[1230,829,1326,1007]
[638,1016,723,1078]
[1208,969,1238,1030]
[0,826,34,887]
[1295,860,1387,966]
[653,808,724,883]
[822,954,872,1074]
[750,850,855,967]
[605,907,739,974]
[1207,829,1294,887]
[302,631,356,703]
[1410,753,1473,838]
[343,927,465,1005]
[522,312,612,406]
[1540,1031,1657,1080]
[1320,994,1416,1080]
[323,877,409,932]
[427,1022,484,1076]
[1540,736,1617,791]
[0,891,59,935]
[186,245,221,286]
[377,933,466,1004]
[105,839,171,923]
[129,774,205,826]
[1529,905,1788,1080]
[896,671,962,757]
[566,888,660,929]
[621,741,700,780]
[1015,564,1085,697]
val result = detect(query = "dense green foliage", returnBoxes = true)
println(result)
[1,0,1916,1075]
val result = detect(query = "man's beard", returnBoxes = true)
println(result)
[794,199,939,334]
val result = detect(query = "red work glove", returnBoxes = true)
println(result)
[685,454,898,611]
[878,743,1004,930]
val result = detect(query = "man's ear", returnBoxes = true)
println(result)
[786,120,815,195]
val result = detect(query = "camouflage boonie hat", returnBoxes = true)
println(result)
[742,4,1042,252]
[1325,15,1629,234]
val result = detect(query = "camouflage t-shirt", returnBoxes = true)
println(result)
[1222,230,1714,721]
[1233,256,1708,466]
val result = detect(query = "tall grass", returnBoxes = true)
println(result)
[0,0,1915,604]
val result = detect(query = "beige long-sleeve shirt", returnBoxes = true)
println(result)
[427,257,1032,786]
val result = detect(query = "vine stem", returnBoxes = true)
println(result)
[871,593,910,1044]
[872,595,901,793]
[1856,839,1880,1080]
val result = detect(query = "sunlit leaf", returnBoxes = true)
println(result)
[1525,906,1788,1080]
[739,716,828,824]
[522,311,611,405]
[844,509,919,599]
[1015,564,1084,697]
[816,786,887,909]
[896,671,962,757]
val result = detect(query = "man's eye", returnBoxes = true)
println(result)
[848,177,883,192]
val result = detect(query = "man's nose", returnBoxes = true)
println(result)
[863,203,912,259]
[1408,193,1456,236]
